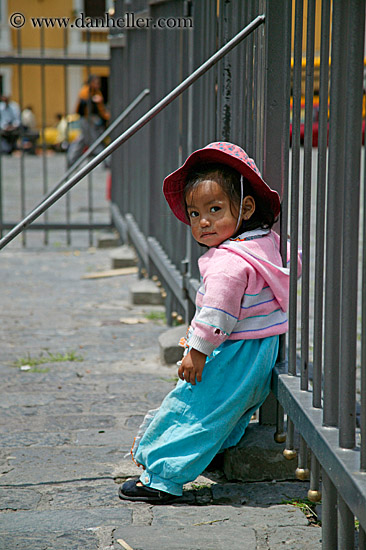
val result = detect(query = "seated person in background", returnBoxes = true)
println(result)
[0,95,21,154]
[21,105,36,131]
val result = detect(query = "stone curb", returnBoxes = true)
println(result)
[110,245,137,269]
[129,279,164,306]
[158,324,188,364]
[96,231,121,249]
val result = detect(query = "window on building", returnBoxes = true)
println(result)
[84,0,106,19]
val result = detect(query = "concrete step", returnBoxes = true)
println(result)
[110,245,137,268]
[129,279,164,306]
[96,230,121,249]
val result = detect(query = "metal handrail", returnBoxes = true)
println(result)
[0,14,265,251]
[37,88,150,207]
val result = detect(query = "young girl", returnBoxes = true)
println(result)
[119,141,293,503]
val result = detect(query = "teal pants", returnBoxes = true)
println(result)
[134,336,279,496]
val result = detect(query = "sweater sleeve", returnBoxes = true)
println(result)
[189,251,248,356]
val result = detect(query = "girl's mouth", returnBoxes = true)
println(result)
[201,232,216,238]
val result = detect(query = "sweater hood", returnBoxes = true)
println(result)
[219,230,290,311]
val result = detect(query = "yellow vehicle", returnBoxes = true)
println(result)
[38,114,81,150]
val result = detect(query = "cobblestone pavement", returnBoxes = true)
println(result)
[0,153,322,548]
[0,245,322,549]
[0,151,110,250]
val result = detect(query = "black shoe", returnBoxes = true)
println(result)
[118,477,178,504]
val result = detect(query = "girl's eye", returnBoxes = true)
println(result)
[189,210,199,218]
[210,206,221,213]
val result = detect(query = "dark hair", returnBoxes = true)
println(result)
[183,162,277,236]
[87,74,100,85]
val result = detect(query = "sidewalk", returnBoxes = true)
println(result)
[0,244,322,549]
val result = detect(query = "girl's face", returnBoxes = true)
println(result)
[185,179,255,247]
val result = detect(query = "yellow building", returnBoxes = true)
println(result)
[0,0,110,127]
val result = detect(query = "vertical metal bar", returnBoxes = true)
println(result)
[164,286,172,327]
[147,2,161,274]
[288,0,303,376]
[274,402,286,443]
[295,436,309,479]
[266,0,290,444]
[322,469,338,549]
[262,0,291,365]
[245,1,253,154]
[263,0,291,201]
[220,0,231,141]
[208,0,217,145]
[40,27,49,245]
[184,0,195,324]
[308,453,321,503]
[63,27,71,246]
[338,494,355,550]
[17,29,26,247]
[362,127,366,471]
[283,418,297,459]
[259,0,292,426]
[0,133,2,238]
[255,0,265,165]
[312,0,331,409]
[359,525,366,549]
[323,0,349,427]
[239,2,246,146]
[278,0,292,362]
[300,0,316,392]
[252,0,259,156]
[339,0,365,450]
[86,30,93,247]
[229,1,240,146]
[109,0,125,217]
[87,171,93,246]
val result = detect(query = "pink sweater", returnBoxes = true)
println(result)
[188,230,298,357]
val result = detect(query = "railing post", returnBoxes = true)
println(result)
[260,0,291,424]
[184,0,196,324]
[217,0,232,141]
[339,0,365,450]
[262,0,291,204]
[322,470,338,549]
[323,0,349,428]
[109,0,126,234]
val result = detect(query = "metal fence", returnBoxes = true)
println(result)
[1,0,366,547]
[109,0,366,548]
[273,1,366,548]
[0,27,112,247]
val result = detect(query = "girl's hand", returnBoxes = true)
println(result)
[178,348,207,385]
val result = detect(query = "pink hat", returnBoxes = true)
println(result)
[163,141,281,225]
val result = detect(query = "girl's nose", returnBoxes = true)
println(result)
[200,216,210,227]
